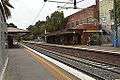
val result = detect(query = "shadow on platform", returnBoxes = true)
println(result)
[8,44,20,49]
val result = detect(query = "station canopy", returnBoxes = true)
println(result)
[7,23,29,34]
[6,23,29,38]
[7,27,29,33]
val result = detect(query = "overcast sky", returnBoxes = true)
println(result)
[7,0,96,29]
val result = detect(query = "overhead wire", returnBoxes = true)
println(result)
[32,0,84,24]
[32,2,46,24]
[47,0,73,4]
[32,0,69,24]
[58,0,84,11]
[58,0,71,11]
[76,0,84,3]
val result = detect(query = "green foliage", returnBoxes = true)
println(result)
[45,11,67,32]
[27,21,45,39]
[116,0,120,22]
[110,0,120,23]
[22,33,33,41]
[1,0,14,19]
[27,11,67,40]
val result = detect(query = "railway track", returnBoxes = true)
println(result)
[23,42,120,80]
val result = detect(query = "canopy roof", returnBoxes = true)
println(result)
[7,27,29,33]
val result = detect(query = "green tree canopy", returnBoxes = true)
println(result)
[116,0,120,22]
[27,11,67,40]
[45,11,67,32]
[1,0,14,19]
[27,21,45,39]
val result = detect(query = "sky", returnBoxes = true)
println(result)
[7,0,96,29]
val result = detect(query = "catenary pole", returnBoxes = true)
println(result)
[113,0,118,47]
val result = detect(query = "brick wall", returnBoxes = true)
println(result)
[66,5,99,29]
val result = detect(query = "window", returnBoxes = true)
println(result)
[79,20,82,24]
[76,20,79,26]
[100,17,106,23]
[82,19,87,23]
[67,22,70,29]
[72,21,74,27]
[109,10,114,20]
[87,17,94,23]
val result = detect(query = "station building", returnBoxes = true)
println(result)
[45,1,102,45]
[7,23,29,48]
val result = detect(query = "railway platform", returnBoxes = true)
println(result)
[25,41,120,54]
[22,41,120,79]
[6,46,79,80]
[67,44,120,54]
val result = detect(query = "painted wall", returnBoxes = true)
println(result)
[99,0,114,44]
[99,0,113,31]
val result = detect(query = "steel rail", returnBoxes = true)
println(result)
[23,42,120,80]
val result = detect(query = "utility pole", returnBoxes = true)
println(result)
[74,0,77,9]
[44,0,47,2]
[96,0,99,22]
[113,0,118,47]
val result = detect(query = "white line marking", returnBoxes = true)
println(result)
[0,57,9,80]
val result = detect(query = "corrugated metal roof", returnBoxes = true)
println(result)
[7,27,29,33]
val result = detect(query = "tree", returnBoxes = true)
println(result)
[1,0,14,19]
[27,21,45,39]
[7,23,17,28]
[45,15,54,32]
[109,0,120,23]
[116,0,120,22]
[26,11,67,40]
[45,11,67,32]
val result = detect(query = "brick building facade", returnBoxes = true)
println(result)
[66,5,98,29]
[65,4,101,45]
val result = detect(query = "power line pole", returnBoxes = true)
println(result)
[113,0,118,47]
[96,0,99,22]
[74,0,77,9]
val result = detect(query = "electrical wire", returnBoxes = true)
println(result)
[58,0,84,10]
[47,0,73,4]
[47,0,84,4]
[58,0,71,11]
[76,0,84,3]
[32,0,84,24]
[32,2,46,24]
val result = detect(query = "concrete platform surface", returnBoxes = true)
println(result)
[6,48,58,80]
[6,47,80,80]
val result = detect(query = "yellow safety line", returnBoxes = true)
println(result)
[24,48,74,80]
